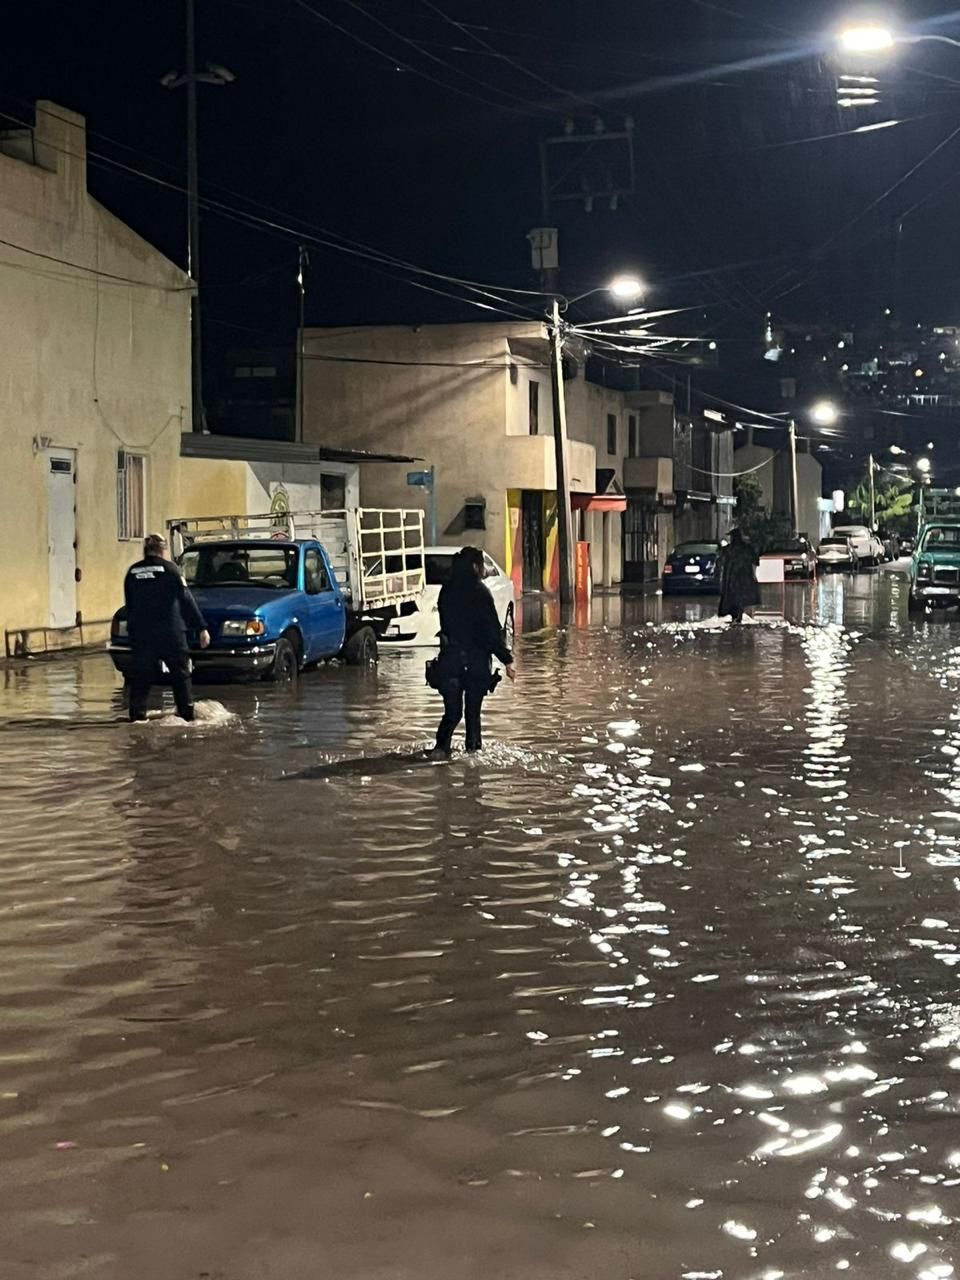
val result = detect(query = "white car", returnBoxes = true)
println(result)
[817,536,859,572]
[380,546,516,648]
[832,524,884,567]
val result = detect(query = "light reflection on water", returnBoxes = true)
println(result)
[0,568,959,1278]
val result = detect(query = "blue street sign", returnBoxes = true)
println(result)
[407,469,433,487]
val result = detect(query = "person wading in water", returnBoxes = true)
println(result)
[124,533,209,722]
[427,547,515,756]
[717,527,760,624]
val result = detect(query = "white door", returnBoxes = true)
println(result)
[47,449,77,629]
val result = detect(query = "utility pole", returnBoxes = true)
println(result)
[185,0,202,433]
[788,417,800,536]
[162,0,234,435]
[868,452,877,530]
[297,245,308,443]
[548,297,575,606]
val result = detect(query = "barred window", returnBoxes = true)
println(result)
[117,451,146,541]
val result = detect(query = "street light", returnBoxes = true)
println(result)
[839,24,895,54]
[838,21,960,54]
[564,275,646,309]
[810,400,840,426]
[917,456,932,473]
[548,272,645,606]
[608,274,646,302]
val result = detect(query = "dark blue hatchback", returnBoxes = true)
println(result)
[662,541,720,595]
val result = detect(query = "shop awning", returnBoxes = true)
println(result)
[180,432,418,466]
[572,466,627,512]
[572,493,627,513]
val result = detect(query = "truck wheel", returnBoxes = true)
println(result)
[343,626,378,666]
[266,636,300,682]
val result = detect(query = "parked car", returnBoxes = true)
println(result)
[832,524,885,567]
[900,537,915,556]
[908,521,960,613]
[108,508,426,681]
[760,536,817,580]
[662,541,720,594]
[379,546,516,647]
[817,536,860,572]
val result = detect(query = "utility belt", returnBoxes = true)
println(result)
[425,640,501,695]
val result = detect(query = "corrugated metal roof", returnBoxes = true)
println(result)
[179,433,418,466]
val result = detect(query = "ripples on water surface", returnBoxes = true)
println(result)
[1,570,960,1279]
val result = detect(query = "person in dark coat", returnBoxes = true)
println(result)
[124,533,209,722]
[430,547,515,755]
[717,527,760,624]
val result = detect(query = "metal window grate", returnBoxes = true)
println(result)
[117,453,146,540]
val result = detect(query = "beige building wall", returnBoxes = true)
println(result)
[302,325,517,563]
[301,323,615,585]
[794,451,825,543]
[0,102,193,650]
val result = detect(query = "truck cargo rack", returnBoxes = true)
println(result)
[167,508,426,613]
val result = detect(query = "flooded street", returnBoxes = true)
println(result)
[3,565,960,1280]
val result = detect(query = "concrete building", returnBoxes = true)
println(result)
[734,428,827,543]
[300,323,601,593]
[0,102,385,656]
[620,393,736,582]
[0,101,207,650]
[300,322,736,593]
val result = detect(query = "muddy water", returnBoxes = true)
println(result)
[2,569,960,1279]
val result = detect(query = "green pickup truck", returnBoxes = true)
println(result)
[909,520,960,613]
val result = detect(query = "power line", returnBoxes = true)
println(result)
[336,0,555,112]
[0,104,548,319]
[0,235,191,290]
[416,0,598,110]
[304,351,548,369]
[290,0,545,116]
[771,118,960,305]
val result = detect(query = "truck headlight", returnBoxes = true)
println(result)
[220,618,266,637]
[917,561,933,580]
[114,619,128,638]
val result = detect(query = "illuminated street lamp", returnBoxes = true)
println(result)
[607,274,646,302]
[916,456,932,473]
[565,275,646,308]
[838,21,960,54]
[548,272,646,605]
[839,24,895,54]
[810,400,840,426]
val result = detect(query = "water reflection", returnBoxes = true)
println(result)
[0,566,959,1277]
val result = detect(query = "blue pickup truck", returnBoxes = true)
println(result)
[108,508,425,682]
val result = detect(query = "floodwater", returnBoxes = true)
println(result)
[2,566,960,1280]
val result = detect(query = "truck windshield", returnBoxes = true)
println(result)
[182,544,299,589]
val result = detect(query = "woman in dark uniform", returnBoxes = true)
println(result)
[429,547,515,755]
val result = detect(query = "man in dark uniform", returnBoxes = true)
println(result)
[430,547,515,755]
[124,533,209,723]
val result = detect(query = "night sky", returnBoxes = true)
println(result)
[7,0,960,412]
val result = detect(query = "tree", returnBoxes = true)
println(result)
[847,466,914,533]
[733,473,792,551]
